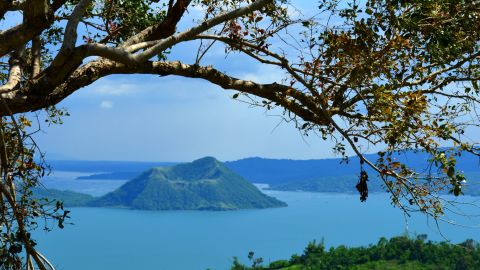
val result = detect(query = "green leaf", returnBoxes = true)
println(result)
[447,166,455,178]
[472,81,479,91]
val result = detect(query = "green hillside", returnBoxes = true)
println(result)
[32,188,94,207]
[90,157,287,210]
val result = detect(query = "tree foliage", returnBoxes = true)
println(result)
[0,0,480,268]
[232,235,480,270]
[0,115,69,270]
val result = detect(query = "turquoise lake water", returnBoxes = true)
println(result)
[33,187,480,270]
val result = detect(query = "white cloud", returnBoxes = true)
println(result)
[93,82,137,96]
[242,64,286,84]
[100,100,113,109]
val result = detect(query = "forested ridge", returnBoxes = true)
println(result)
[232,235,480,270]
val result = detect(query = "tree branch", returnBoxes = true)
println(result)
[31,35,41,78]
[61,0,92,52]
[121,0,192,47]
[0,60,328,128]
[134,0,272,62]
[76,0,273,66]
[0,50,23,97]
[0,0,64,57]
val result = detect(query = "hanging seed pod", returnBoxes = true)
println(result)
[356,169,369,202]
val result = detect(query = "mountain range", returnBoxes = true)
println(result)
[49,151,480,195]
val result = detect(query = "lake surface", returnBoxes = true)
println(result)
[34,171,480,270]
[41,170,127,196]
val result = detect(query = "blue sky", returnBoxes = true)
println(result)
[34,69,340,162]
[24,1,350,162]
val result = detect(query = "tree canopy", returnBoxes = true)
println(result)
[232,235,480,270]
[1,0,480,269]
